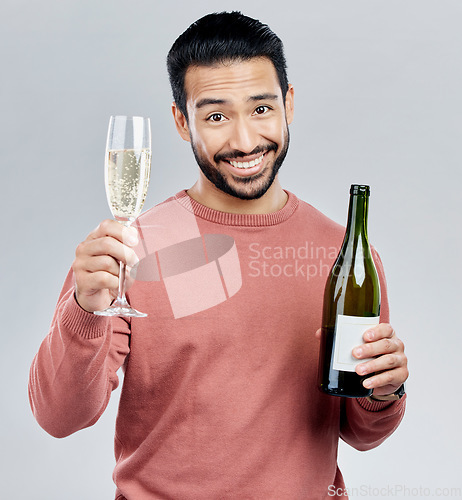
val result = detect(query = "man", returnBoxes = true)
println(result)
[29,12,408,499]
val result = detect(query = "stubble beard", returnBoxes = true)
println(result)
[190,128,290,201]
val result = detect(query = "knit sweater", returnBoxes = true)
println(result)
[29,190,406,499]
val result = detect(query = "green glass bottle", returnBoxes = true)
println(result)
[318,184,381,398]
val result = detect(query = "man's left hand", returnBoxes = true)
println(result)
[353,323,409,397]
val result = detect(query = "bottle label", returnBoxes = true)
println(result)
[332,314,380,372]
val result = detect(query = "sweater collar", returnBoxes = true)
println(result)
[174,190,299,227]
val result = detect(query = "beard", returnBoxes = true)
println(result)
[190,127,290,201]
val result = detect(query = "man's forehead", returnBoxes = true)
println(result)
[184,58,283,106]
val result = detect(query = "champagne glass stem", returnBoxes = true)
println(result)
[95,254,146,317]
[116,261,129,308]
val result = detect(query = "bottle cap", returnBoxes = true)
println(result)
[350,184,370,196]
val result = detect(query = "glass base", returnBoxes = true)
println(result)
[94,298,147,318]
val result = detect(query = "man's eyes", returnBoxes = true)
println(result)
[206,106,272,122]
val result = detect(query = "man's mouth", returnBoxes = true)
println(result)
[220,152,268,178]
[228,154,264,170]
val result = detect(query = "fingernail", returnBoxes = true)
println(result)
[366,330,374,340]
[354,347,362,358]
[364,379,372,388]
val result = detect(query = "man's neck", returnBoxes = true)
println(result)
[187,176,288,215]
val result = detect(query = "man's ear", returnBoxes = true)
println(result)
[172,102,191,142]
[285,84,294,125]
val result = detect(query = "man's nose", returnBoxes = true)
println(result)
[228,118,258,154]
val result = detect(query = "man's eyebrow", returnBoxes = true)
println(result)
[196,98,229,109]
[195,93,280,109]
[248,93,279,102]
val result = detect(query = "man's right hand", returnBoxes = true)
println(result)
[72,220,139,313]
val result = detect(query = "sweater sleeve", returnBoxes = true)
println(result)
[339,246,406,451]
[28,270,131,438]
[340,395,406,451]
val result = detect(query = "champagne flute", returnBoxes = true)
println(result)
[94,115,151,317]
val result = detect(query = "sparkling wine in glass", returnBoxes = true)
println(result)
[94,115,151,317]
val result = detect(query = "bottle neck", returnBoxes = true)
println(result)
[344,193,369,245]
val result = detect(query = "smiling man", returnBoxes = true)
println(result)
[29,12,408,499]
[174,58,293,211]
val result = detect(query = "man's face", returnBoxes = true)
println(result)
[173,58,294,200]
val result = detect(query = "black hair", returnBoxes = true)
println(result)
[167,11,289,118]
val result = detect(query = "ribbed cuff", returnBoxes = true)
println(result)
[356,395,406,412]
[59,293,111,340]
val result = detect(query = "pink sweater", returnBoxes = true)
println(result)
[29,191,406,499]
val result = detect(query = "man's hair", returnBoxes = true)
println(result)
[167,11,289,118]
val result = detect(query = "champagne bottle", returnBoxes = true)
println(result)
[318,184,381,398]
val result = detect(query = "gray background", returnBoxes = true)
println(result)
[2,0,461,498]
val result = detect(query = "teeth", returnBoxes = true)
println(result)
[229,154,264,169]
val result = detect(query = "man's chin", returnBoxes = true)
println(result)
[216,172,277,200]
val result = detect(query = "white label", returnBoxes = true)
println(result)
[332,314,380,372]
